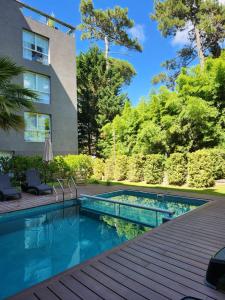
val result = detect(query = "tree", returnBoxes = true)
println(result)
[151,0,225,86]
[79,0,142,67]
[77,47,136,155]
[0,57,36,131]
[99,53,225,156]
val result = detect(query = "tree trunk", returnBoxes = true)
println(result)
[194,26,205,70]
[104,35,110,70]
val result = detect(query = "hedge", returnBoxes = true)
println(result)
[0,148,224,188]
[144,154,165,184]
[104,158,115,180]
[127,155,145,182]
[0,154,93,183]
[92,158,105,180]
[188,150,215,188]
[114,155,128,181]
[209,149,225,180]
[166,153,187,186]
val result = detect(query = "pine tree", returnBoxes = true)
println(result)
[79,0,142,68]
[151,0,225,87]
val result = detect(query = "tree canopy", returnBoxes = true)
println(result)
[99,53,225,157]
[77,46,136,155]
[79,0,142,62]
[151,0,225,87]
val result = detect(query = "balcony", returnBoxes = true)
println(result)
[16,0,76,36]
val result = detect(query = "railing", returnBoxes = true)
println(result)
[80,194,175,227]
[55,177,78,202]
[16,0,76,35]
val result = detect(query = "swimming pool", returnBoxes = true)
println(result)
[80,190,207,227]
[0,200,147,299]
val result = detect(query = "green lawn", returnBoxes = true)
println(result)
[97,180,225,197]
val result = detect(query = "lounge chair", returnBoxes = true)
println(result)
[22,169,53,195]
[0,173,21,201]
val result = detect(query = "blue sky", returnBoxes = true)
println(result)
[23,0,186,105]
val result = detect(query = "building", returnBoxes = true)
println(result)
[0,0,78,156]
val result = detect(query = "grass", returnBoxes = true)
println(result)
[93,179,225,197]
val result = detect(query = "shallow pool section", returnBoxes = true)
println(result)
[0,201,146,299]
[80,190,206,227]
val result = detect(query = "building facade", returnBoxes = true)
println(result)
[0,0,78,156]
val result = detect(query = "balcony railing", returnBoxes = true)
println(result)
[16,0,76,36]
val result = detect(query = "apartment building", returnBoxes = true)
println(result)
[0,0,78,156]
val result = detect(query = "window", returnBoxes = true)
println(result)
[24,72,50,104]
[24,113,51,142]
[23,30,49,65]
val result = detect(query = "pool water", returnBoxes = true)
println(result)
[81,190,206,227]
[0,201,147,299]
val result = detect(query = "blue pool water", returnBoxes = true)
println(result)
[0,200,147,299]
[81,190,206,227]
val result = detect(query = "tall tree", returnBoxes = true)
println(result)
[100,53,225,157]
[77,46,136,155]
[151,0,225,86]
[79,0,142,67]
[0,57,36,130]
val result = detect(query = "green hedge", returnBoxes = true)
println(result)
[127,155,145,182]
[188,150,215,188]
[166,153,187,186]
[104,158,115,180]
[114,155,128,181]
[144,154,165,184]
[92,158,105,180]
[209,149,225,180]
[0,154,93,183]
[57,154,93,180]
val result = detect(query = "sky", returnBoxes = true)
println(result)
[21,0,222,105]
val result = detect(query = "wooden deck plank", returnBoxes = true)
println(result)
[101,256,184,300]
[4,185,225,300]
[82,265,147,300]
[71,270,124,300]
[48,282,81,300]
[60,275,102,300]
[107,252,221,300]
[92,260,166,300]
[33,287,61,300]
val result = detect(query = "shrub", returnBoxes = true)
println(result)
[166,153,187,185]
[209,149,225,180]
[114,155,128,181]
[0,155,57,184]
[144,154,165,184]
[104,158,115,180]
[92,158,105,180]
[188,150,215,188]
[127,155,145,182]
[60,154,93,180]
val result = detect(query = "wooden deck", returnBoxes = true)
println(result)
[2,185,225,300]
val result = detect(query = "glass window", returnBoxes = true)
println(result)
[24,72,50,104]
[24,113,51,142]
[23,30,49,65]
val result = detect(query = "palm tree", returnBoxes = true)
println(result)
[0,57,37,130]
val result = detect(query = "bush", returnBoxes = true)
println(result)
[188,150,215,188]
[127,155,145,182]
[166,153,187,185]
[92,158,105,180]
[144,154,165,184]
[104,158,115,180]
[209,149,225,180]
[0,155,57,184]
[60,154,93,180]
[114,155,128,181]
